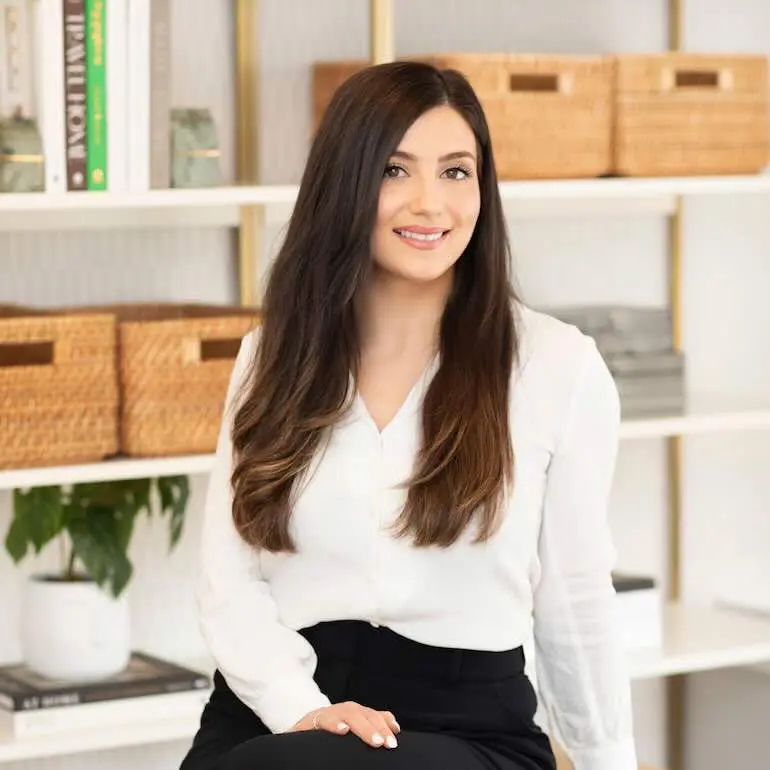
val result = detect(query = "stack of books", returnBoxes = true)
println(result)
[549,305,685,417]
[0,651,210,741]
[0,0,171,193]
[612,572,662,650]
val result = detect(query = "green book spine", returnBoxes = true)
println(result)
[85,0,107,190]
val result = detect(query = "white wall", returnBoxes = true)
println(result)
[1,1,769,768]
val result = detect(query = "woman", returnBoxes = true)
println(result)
[180,61,637,770]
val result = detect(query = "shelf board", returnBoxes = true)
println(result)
[0,185,297,232]
[1,604,769,762]
[0,172,769,230]
[629,604,770,679]
[619,396,770,440]
[0,454,215,491]
[2,398,770,490]
[498,171,770,201]
[0,185,298,212]
[0,714,200,763]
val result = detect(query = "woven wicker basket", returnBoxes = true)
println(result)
[312,54,614,180]
[0,306,119,470]
[114,304,259,457]
[613,53,770,176]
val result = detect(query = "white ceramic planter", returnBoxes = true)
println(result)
[21,575,131,681]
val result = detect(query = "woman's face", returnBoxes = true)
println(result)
[371,106,481,286]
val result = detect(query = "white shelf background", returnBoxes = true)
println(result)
[0,173,770,231]
[3,398,770,491]
[1,603,769,763]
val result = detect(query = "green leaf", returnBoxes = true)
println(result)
[5,515,30,562]
[6,475,191,598]
[8,487,65,557]
[67,506,133,599]
[157,476,190,549]
[70,479,152,517]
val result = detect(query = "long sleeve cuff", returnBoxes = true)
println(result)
[568,738,638,770]
[250,676,332,734]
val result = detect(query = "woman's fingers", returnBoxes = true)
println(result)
[293,702,400,748]
[363,707,399,747]
[379,710,401,734]
[338,703,396,748]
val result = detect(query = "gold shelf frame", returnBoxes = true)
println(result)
[233,0,396,309]
[667,2,685,769]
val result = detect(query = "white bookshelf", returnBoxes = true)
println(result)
[619,397,770,440]
[0,454,215,491]
[0,173,769,232]
[1,603,769,764]
[3,399,770,491]
[628,604,770,679]
[0,173,768,212]
[0,715,201,763]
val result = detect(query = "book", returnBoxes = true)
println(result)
[106,0,128,191]
[33,0,66,192]
[85,0,106,189]
[25,0,175,193]
[613,572,657,593]
[0,651,210,712]
[612,572,662,649]
[127,0,171,190]
[62,0,87,191]
[0,687,209,740]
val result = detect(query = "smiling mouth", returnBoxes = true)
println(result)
[393,228,450,243]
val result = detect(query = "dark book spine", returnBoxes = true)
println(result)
[63,0,88,190]
[7,674,210,712]
[612,573,657,593]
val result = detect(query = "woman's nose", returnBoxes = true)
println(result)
[409,176,442,216]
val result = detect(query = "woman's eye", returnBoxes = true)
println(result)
[443,166,472,180]
[384,164,406,178]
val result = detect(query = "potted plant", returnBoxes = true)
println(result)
[4,476,190,681]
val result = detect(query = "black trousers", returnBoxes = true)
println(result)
[179,620,556,770]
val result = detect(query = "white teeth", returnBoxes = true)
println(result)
[396,229,444,242]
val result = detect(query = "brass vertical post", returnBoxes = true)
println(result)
[666,1,685,769]
[235,0,262,308]
[370,0,395,64]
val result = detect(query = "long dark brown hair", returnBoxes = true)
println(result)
[231,60,519,552]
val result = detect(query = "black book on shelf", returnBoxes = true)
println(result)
[612,572,657,593]
[0,651,210,712]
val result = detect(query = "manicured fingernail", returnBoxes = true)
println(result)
[386,735,398,748]
[372,733,384,745]
[337,722,349,732]
[393,720,400,731]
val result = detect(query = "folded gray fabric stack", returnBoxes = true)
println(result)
[546,305,685,418]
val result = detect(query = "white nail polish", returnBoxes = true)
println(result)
[372,733,384,745]
[386,735,398,748]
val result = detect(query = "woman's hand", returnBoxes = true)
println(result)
[290,702,400,748]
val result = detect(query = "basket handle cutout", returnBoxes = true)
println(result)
[675,70,720,88]
[0,340,54,369]
[662,68,733,92]
[509,73,560,93]
[200,338,242,362]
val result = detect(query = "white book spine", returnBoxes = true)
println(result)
[106,0,128,192]
[34,0,66,193]
[148,0,170,188]
[126,0,149,190]
[0,688,210,740]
